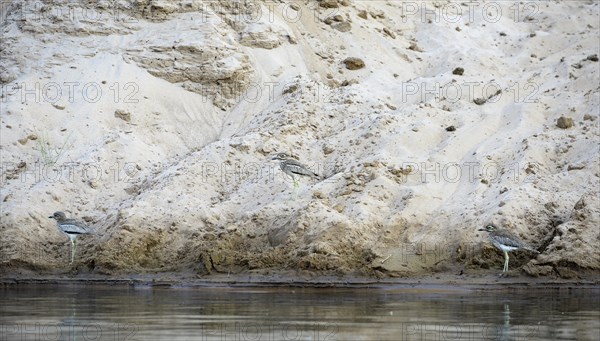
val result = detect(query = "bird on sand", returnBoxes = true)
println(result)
[49,211,93,264]
[479,223,539,272]
[271,152,320,187]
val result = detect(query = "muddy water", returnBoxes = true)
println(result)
[0,284,598,340]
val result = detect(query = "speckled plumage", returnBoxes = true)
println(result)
[479,223,539,272]
[272,153,319,183]
[49,211,93,235]
[49,211,93,263]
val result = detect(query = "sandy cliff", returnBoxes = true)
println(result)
[1,0,598,281]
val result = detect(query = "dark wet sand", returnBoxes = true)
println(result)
[2,271,598,289]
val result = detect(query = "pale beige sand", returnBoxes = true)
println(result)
[0,1,598,281]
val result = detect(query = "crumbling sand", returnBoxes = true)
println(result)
[1,1,598,282]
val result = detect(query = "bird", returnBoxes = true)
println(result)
[271,152,320,187]
[478,223,540,272]
[49,211,94,264]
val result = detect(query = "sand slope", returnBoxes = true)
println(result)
[0,0,598,280]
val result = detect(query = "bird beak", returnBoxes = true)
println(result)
[48,215,53,219]
[477,228,485,231]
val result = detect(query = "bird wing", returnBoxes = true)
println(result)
[284,160,319,178]
[493,229,537,251]
[492,234,525,248]
[60,219,93,234]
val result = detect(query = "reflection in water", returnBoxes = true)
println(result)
[0,285,598,340]
[501,303,511,341]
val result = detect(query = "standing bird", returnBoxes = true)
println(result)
[49,211,93,264]
[271,152,320,187]
[479,223,540,272]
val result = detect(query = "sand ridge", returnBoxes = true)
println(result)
[0,0,598,281]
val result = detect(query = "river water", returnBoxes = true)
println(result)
[0,284,598,340]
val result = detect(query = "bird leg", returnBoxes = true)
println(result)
[69,237,76,264]
[288,175,299,200]
[503,251,509,272]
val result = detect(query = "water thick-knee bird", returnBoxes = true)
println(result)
[49,211,93,263]
[478,223,540,272]
[271,152,320,187]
